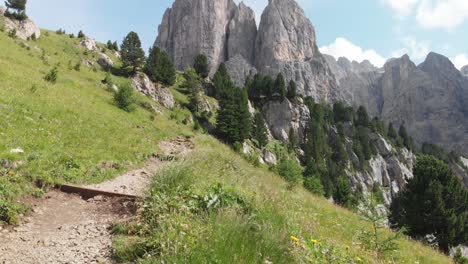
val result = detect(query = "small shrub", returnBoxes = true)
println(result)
[73,62,81,72]
[273,156,303,188]
[31,33,37,41]
[69,33,74,38]
[43,67,59,84]
[55,29,65,35]
[304,176,324,196]
[77,30,85,38]
[113,83,135,112]
[8,28,16,38]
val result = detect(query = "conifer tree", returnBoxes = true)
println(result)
[387,123,398,141]
[120,31,145,73]
[77,30,85,38]
[193,54,209,78]
[398,124,413,150]
[217,84,251,144]
[213,63,232,99]
[112,41,119,51]
[287,80,297,100]
[5,0,27,20]
[288,127,299,153]
[251,112,269,148]
[184,68,203,118]
[274,73,286,98]
[145,47,176,85]
[390,156,468,252]
[356,105,370,127]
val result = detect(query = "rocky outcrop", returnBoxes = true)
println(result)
[255,0,337,99]
[132,73,175,109]
[262,98,310,142]
[2,10,41,40]
[349,136,415,205]
[97,54,114,71]
[81,37,98,52]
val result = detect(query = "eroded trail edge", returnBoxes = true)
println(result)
[0,137,194,264]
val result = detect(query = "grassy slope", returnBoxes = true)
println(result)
[0,30,452,263]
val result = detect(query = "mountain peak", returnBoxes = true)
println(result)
[418,52,459,76]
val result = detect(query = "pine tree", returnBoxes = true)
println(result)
[114,84,135,112]
[120,31,145,73]
[356,105,370,127]
[389,155,468,252]
[262,75,274,97]
[106,40,113,50]
[184,68,203,118]
[251,112,269,148]
[193,54,209,78]
[288,127,299,153]
[216,85,251,144]
[274,73,286,98]
[144,47,176,85]
[112,41,119,51]
[77,30,85,38]
[398,124,413,150]
[287,80,297,100]
[334,176,356,209]
[213,63,232,99]
[5,0,27,20]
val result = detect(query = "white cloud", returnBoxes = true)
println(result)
[416,0,468,30]
[450,53,468,69]
[319,38,387,67]
[391,36,430,60]
[383,0,420,16]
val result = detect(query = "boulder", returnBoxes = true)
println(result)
[97,54,114,70]
[262,98,309,142]
[3,15,41,40]
[132,73,175,109]
[81,37,98,52]
[263,149,277,165]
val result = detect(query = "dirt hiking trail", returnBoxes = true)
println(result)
[0,137,194,264]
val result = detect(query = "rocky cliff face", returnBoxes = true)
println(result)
[255,0,337,99]
[155,0,336,96]
[154,0,257,76]
[328,53,468,154]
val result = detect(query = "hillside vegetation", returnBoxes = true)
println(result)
[0,29,453,263]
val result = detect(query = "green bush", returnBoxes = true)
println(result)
[43,66,58,84]
[273,156,303,188]
[113,84,135,112]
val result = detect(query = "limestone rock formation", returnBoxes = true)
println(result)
[81,37,98,52]
[225,54,257,87]
[132,73,175,109]
[1,9,41,40]
[155,0,239,75]
[262,98,310,142]
[227,2,257,64]
[328,53,468,154]
[255,0,337,99]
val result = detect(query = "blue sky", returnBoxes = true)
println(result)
[24,0,468,69]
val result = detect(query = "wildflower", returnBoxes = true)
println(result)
[356,257,362,262]
[311,239,318,245]
[345,245,350,251]
[290,235,299,242]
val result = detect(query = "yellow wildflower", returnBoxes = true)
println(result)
[356,257,362,262]
[345,245,350,251]
[290,235,299,242]
[311,239,318,244]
